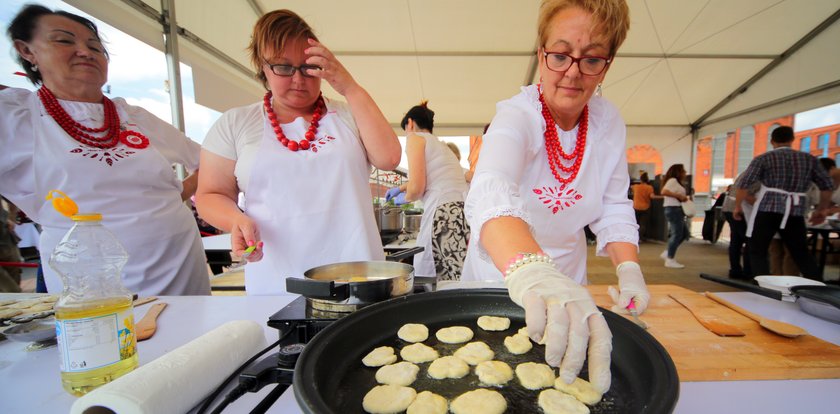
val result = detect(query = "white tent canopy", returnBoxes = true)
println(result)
[67,0,840,166]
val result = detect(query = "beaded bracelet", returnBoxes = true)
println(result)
[504,252,553,278]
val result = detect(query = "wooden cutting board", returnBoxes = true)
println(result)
[587,284,840,381]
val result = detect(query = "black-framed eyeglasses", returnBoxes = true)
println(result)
[263,61,322,77]
[542,51,611,76]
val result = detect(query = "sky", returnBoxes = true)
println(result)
[1,0,836,166]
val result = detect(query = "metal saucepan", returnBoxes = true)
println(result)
[285,261,414,312]
[373,205,403,233]
[700,273,840,324]
[293,289,679,414]
[402,212,422,233]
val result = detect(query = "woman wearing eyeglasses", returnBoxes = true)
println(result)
[461,0,648,394]
[196,10,400,295]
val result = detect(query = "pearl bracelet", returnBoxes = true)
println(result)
[504,252,553,278]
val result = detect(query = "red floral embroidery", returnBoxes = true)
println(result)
[533,185,583,214]
[311,134,337,153]
[69,146,135,166]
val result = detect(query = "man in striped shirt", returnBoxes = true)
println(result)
[733,126,833,280]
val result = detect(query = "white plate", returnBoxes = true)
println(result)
[754,275,825,296]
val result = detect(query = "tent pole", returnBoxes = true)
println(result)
[161,0,186,180]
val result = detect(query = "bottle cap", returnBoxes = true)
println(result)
[46,190,100,221]
[71,213,103,221]
[46,190,78,217]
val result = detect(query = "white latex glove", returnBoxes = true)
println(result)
[607,261,651,315]
[505,262,612,394]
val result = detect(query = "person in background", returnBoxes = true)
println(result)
[386,101,469,281]
[196,10,400,295]
[461,0,649,393]
[631,172,659,241]
[1,5,209,296]
[0,197,22,292]
[660,163,690,268]
[734,126,833,280]
[722,177,756,279]
[445,141,472,188]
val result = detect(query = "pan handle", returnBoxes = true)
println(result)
[285,278,350,301]
[699,273,783,300]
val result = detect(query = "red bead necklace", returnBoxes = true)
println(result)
[37,86,149,149]
[539,90,588,185]
[263,92,324,151]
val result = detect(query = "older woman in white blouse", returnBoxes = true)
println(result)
[462,0,650,394]
[0,5,209,296]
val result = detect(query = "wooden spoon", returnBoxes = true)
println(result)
[136,302,167,341]
[669,294,744,337]
[704,292,807,338]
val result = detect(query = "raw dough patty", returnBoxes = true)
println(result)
[538,388,589,414]
[554,377,603,405]
[362,346,398,367]
[400,342,439,363]
[476,316,510,331]
[435,326,473,344]
[475,360,514,386]
[362,384,417,414]
[450,389,507,414]
[503,333,532,354]
[427,356,470,379]
[398,323,429,343]
[406,390,448,414]
[515,362,556,390]
[453,341,494,365]
[375,361,419,386]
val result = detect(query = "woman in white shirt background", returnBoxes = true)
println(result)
[460,0,650,394]
[659,163,691,268]
[386,101,469,281]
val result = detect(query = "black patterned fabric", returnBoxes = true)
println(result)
[431,201,470,281]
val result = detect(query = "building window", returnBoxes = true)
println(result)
[800,136,811,153]
[767,123,781,151]
[836,132,840,147]
[819,133,830,157]
[712,133,726,186]
[738,126,755,175]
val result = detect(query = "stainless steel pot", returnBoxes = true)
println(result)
[374,205,403,233]
[285,261,414,312]
[403,213,422,233]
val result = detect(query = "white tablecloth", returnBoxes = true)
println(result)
[1,292,838,413]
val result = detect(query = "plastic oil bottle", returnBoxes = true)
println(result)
[46,190,138,396]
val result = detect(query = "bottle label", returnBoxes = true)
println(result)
[56,309,136,373]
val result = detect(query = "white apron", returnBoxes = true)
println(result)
[745,184,806,237]
[30,98,210,296]
[463,125,603,285]
[243,105,384,295]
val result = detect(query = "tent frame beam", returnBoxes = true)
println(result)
[691,7,840,130]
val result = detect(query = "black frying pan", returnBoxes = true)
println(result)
[293,289,679,413]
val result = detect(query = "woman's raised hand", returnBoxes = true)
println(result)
[304,38,358,96]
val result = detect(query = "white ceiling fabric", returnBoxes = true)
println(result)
[66,0,840,142]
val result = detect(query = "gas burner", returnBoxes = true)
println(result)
[267,296,346,346]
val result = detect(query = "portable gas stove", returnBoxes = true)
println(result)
[233,247,426,413]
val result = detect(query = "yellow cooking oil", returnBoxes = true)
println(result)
[55,296,138,396]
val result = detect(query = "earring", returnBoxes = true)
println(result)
[595,83,602,97]
[31,64,38,72]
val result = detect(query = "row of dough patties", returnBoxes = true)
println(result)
[362,318,602,413]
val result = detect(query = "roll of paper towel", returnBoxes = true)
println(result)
[71,320,268,414]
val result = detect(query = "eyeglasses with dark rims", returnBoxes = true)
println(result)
[263,60,322,77]
[542,51,611,76]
